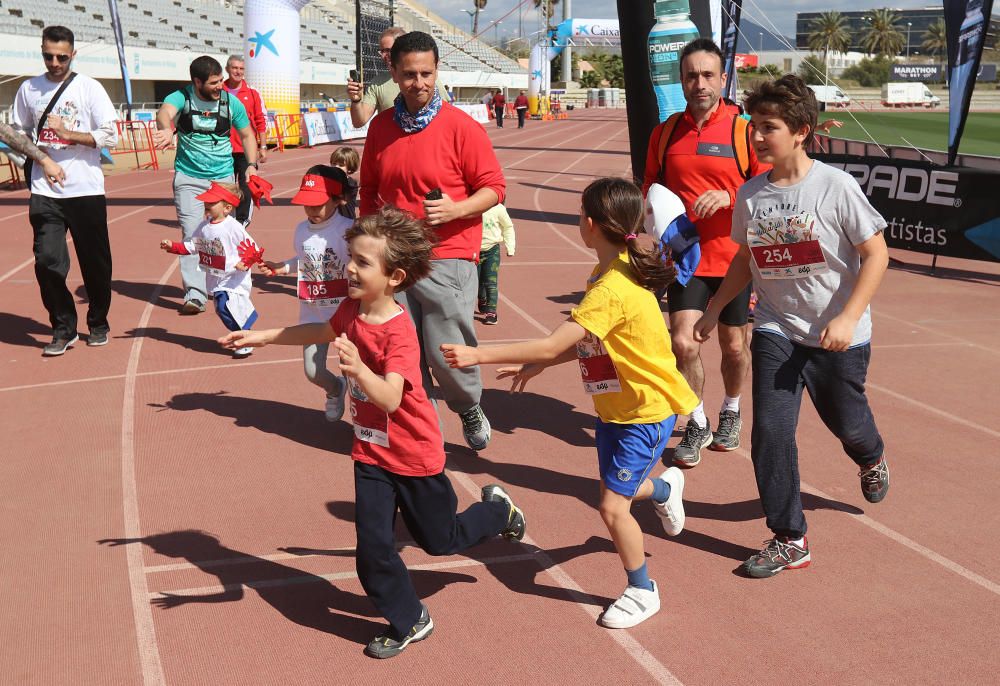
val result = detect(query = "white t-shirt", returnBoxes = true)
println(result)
[286,214,352,324]
[732,160,887,348]
[12,72,119,199]
[181,216,257,298]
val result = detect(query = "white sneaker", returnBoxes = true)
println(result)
[325,378,348,422]
[600,581,660,629]
[233,346,254,359]
[652,467,685,536]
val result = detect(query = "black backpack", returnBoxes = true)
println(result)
[176,86,231,139]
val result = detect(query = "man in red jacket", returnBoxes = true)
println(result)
[360,31,505,452]
[514,90,529,128]
[642,39,766,468]
[224,55,268,225]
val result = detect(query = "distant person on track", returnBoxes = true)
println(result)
[442,178,698,630]
[642,38,766,468]
[224,55,268,226]
[492,89,506,128]
[329,146,360,219]
[153,55,259,316]
[514,90,529,128]
[13,25,119,356]
[159,181,264,359]
[359,31,506,452]
[693,75,890,578]
[257,165,353,421]
[477,203,515,325]
[346,27,451,128]
[220,206,526,659]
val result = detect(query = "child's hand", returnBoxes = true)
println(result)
[819,313,857,352]
[258,260,282,277]
[497,364,542,393]
[219,329,269,350]
[333,333,369,379]
[440,343,479,368]
[159,239,172,251]
[692,310,719,343]
[234,261,249,272]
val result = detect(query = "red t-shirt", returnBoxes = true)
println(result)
[330,298,445,477]
[642,102,767,277]
[359,102,506,262]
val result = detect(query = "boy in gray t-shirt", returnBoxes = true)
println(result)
[692,75,891,579]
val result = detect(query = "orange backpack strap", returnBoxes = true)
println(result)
[655,112,684,181]
[732,115,753,180]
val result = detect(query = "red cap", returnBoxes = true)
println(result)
[195,181,241,206]
[291,173,344,206]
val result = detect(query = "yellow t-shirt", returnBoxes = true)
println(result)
[571,254,698,424]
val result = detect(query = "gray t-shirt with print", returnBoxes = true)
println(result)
[732,159,887,348]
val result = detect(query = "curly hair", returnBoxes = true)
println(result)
[345,206,437,291]
[581,178,676,292]
[744,74,819,146]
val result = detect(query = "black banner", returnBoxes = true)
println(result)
[891,64,943,82]
[816,154,1000,263]
[107,0,132,119]
[943,0,994,166]
[721,0,743,101]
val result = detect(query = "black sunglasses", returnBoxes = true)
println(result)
[43,52,72,63]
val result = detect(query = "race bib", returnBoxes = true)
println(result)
[38,128,71,147]
[576,333,621,395]
[747,213,829,280]
[193,237,226,276]
[349,379,389,448]
[298,253,347,306]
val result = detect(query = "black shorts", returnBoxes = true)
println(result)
[666,276,752,327]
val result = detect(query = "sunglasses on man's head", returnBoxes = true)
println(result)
[43,53,72,63]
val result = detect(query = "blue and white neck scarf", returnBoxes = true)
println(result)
[393,90,442,133]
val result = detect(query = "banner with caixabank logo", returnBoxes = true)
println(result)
[817,154,1000,263]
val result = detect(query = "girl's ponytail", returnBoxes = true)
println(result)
[581,177,676,292]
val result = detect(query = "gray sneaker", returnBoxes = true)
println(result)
[42,334,79,356]
[459,404,491,451]
[711,410,742,451]
[672,419,712,468]
[364,604,434,659]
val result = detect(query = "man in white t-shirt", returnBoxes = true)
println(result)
[13,25,119,356]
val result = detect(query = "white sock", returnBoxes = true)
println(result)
[688,402,707,428]
[721,395,741,414]
[786,536,805,547]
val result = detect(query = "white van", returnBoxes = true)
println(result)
[807,85,851,107]
[881,82,942,108]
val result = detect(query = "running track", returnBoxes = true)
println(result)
[1,111,998,685]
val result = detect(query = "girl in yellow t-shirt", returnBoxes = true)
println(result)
[441,177,697,630]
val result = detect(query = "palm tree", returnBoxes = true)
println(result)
[472,0,487,36]
[807,11,851,63]
[861,8,905,57]
[921,19,947,59]
[532,0,561,31]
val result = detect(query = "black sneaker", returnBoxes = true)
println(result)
[87,330,109,347]
[481,484,526,540]
[743,536,811,578]
[482,312,498,325]
[672,420,712,468]
[710,410,741,451]
[459,404,491,451]
[42,334,79,356]
[859,455,889,503]
[364,604,434,659]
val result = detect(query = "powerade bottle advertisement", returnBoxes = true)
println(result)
[648,0,700,121]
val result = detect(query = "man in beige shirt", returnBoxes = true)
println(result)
[347,26,450,128]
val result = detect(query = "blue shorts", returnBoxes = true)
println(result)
[214,290,258,332]
[596,416,677,497]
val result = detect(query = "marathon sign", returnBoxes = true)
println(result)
[817,154,1000,263]
[891,64,944,82]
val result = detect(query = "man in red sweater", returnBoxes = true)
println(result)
[360,31,505,451]
[224,55,268,225]
[642,39,766,468]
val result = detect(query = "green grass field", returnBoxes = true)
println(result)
[822,111,1000,157]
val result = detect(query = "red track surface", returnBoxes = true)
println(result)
[2,111,999,685]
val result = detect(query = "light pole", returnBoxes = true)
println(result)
[494,20,503,46]
[462,9,475,34]
[906,22,912,59]
[758,32,763,53]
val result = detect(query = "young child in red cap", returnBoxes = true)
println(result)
[258,165,353,421]
[159,180,264,359]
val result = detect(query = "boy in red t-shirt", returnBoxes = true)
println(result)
[220,206,525,659]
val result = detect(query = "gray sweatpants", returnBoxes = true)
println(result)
[303,342,342,396]
[397,258,481,414]
[172,170,235,304]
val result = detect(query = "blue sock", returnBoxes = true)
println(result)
[651,478,671,504]
[626,562,653,591]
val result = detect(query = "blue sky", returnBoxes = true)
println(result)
[424,0,943,42]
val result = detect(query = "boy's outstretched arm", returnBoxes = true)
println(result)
[820,231,889,352]
[441,319,587,368]
[333,334,405,413]
[219,322,335,351]
[694,244,753,343]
